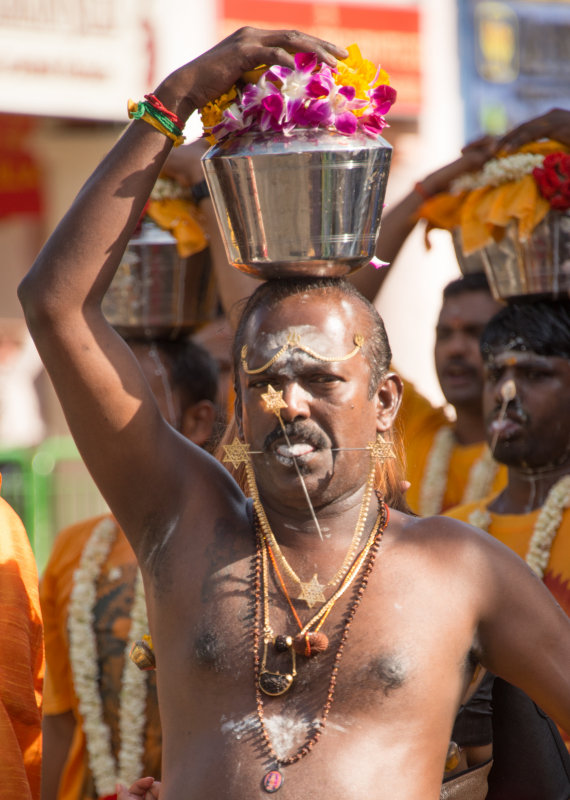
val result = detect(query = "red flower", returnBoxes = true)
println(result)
[533,152,570,211]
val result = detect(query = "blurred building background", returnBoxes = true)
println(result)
[0,0,568,568]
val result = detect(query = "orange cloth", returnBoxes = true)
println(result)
[397,380,506,514]
[445,498,570,749]
[0,479,44,800]
[41,515,161,800]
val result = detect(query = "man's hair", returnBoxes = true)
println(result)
[442,271,491,301]
[126,337,219,411]
[232,277,392,398]
[480,298,570,361]
[223,277,410,512]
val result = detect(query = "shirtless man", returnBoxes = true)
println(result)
[18,28,570,800]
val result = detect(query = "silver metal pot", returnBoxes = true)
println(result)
[451,210,570,301]
[202,128,392,279]
[479,210,570,301]
[102,219,218,339]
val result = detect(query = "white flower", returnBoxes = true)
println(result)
[450,153,546,193]
[419,428,499,516]
[468,475,570,579]
[68,517,149,796]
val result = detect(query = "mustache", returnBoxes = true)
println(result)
[263,421,330,452]
[486,399,529,425]
[441,358,478,376]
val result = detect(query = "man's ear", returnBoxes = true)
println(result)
[374,372,403,432]
[181,400,217,447]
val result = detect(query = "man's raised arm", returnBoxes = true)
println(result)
[18,28,348,551]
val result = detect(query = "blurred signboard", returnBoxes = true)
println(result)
[457,0,570,139]
[0,0,216,122]
[219,0,421,117]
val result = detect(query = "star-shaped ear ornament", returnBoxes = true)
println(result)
[261,385,288,416]
[222,437,252,468]
[367,434,396,462]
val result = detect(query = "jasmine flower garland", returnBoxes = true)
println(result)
[468,474,570,578]
[68,517,149,797]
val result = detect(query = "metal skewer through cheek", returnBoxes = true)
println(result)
[278,415,324,542]
[489,378,517,456]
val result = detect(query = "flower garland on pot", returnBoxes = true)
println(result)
[468,474,570,578]
[68,517,149,798]
[416,140,570,256]
[200,44,397,144]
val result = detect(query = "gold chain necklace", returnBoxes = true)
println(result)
[252,504,388,793]
[245,459,376,607]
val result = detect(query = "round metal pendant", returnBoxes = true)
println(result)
[259,671,294,696]
[262,770,284,793]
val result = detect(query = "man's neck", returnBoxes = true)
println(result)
[452,406,486,446]
[489,464,570,515]
[258,482,374,549]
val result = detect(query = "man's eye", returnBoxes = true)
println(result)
[525,370,548,381]
[249,380,270,389]
[311,375,339,384]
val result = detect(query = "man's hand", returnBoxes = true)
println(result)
[116,777,161,800]
[496,108,570,151]
[156,27,348,122]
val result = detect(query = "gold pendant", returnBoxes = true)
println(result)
[259,670,294,696]
[298,574,326,608]
[259,639,296,695]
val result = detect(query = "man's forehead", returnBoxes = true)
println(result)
[244,292,365,341]
[486,349,557,368]
[438,291,499,326]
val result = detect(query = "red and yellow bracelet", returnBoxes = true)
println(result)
[127,97,185,147]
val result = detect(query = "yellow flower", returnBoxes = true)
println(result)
[335,44,390,100]
[199,86,238,138]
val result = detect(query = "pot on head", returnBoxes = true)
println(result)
[201,128,392,279]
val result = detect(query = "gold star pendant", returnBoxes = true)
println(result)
[368,437,396,461]
[261,385,288,416]
[298,574,326,608]
[222,437,251,468]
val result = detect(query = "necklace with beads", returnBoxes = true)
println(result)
[468,474,570,578]
[245,458,376,608]
[419,427,499,515]
[252,500,389,792]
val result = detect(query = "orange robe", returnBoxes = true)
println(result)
[41,515,161,800]
[445,497,570,749]
[0,479,44,800]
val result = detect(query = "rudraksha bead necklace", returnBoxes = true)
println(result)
[252,501,389,792]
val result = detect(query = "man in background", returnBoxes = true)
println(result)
[40,337,218,800]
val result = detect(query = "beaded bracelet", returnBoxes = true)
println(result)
[127,99,185,147]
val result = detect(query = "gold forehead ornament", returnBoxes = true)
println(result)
[241,331,365,375]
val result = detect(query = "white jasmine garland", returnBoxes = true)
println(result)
[419,428,499,516]
[68,517,149,797]
[450,153,546,193]
[468,474,570,578]
[150,177,190,201]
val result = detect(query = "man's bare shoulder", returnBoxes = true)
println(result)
[385,508,524,578]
